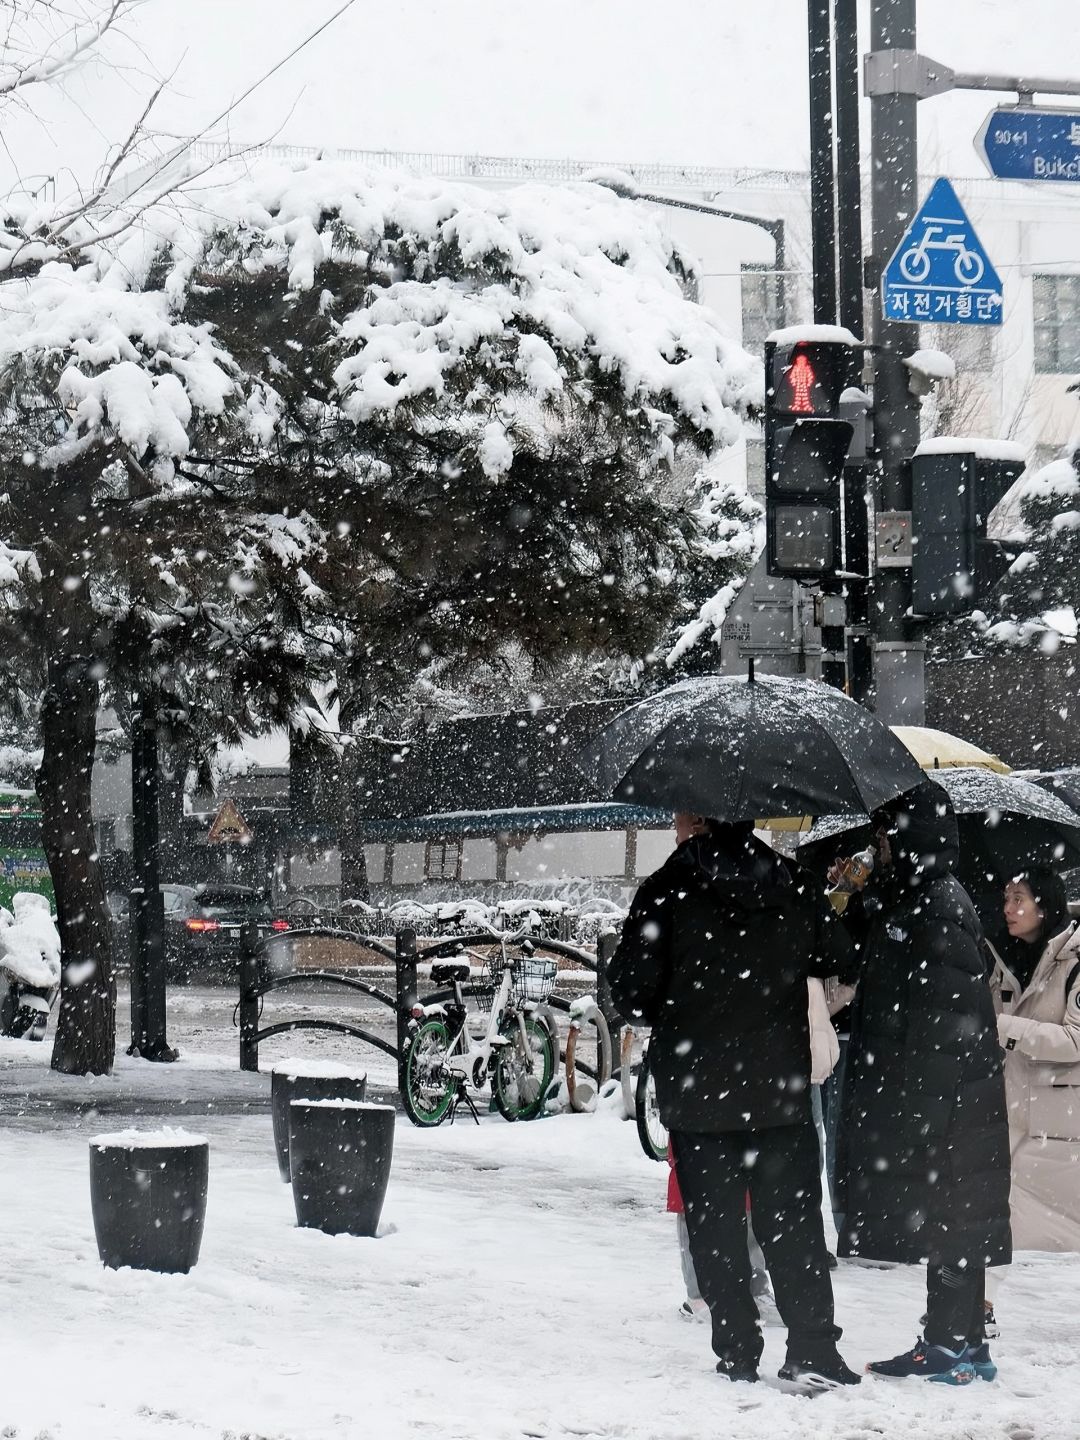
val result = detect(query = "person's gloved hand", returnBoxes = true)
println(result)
[997,1012,1022,1050]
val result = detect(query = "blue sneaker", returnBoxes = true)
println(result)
[966,1342,998,1383]
[867,1339,975,1383]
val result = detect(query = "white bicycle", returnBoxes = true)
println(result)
[401,928,557,1126]
[898,222,984,286]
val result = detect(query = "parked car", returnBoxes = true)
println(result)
[169,884,293,982]
[108,883,293,983]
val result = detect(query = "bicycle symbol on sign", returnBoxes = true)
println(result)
[898,216,985,287]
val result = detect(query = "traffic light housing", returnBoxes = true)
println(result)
[910,443,1025,616]
[764,335,857,581]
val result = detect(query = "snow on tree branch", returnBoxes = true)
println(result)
[974,443,1080,653]
[0,1,140,100]
[0,157,763,747]
[663,469,764,672]
[90,160,762,449]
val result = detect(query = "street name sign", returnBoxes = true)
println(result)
[977,106,1080,183]
[881,177,1003,327]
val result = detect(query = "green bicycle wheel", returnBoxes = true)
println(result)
[493,1014,555,1122]
[401,1017,456,1127]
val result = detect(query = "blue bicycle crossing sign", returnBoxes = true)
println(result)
[881,177,1003,327]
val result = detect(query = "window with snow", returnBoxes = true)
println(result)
[425,839,463,882]
[1033,274,1080,375]
[740,262,785,354]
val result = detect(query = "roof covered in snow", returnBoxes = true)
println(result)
[351,701,668,834]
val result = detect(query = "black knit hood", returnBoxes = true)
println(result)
[868,778,959,906]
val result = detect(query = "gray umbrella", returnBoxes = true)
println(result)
[796,767,1080,913]
[578,673,924,821]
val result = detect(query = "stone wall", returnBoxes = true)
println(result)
[925,652,1080,769]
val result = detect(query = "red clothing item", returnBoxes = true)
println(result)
[667,1142,750,1215]
[666,1144,683,1213]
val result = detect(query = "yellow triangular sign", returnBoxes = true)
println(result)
[207,797,253,845]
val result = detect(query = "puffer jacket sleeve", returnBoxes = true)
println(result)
[901,915,980,1143]
[606,870,673,1027]
[999,973,1080,1064]
[806,888,857,983]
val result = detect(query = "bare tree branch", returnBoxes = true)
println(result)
[0,1,142,100]
[0,0,362,282]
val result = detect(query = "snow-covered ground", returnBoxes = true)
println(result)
[1,1034,1077,1440]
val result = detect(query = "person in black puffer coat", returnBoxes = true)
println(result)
[836,779,1012,1383]
[608,814,860,1389]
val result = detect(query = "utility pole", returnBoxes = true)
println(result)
[867,0,924,721]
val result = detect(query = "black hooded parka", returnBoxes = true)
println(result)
[607,824,853,1132]
[837,780,1012,1268]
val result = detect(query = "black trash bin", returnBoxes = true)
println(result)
[270,1061,368,1182]
[89,1130,209,1273]
[289,1100,394,1237]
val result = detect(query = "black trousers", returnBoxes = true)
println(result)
[671,1124,842,1369]
[924,1263,985,1350]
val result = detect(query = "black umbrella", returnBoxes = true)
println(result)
[1031,768,1080,816]
[796,767,1080,919]
[579,673,923,821]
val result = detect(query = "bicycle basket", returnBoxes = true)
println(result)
[472,976,497,1013]
[511,956,557,1004]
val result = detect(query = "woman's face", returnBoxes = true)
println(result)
[1004,880,1044,943]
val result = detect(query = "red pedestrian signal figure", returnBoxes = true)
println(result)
[763,333,856,580]
[785,352,817,414]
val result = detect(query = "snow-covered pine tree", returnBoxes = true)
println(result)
[0,160,760,1072]
[975,442,1080,653]
[659,468,764,678]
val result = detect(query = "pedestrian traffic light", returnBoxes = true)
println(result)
[764,334,857,581]
[910,441,1025,616]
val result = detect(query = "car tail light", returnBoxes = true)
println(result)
[185,918,220,933]
[270,919,290,933]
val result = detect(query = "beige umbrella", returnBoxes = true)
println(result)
[764,723,1009,831]
[890,726,1010,774]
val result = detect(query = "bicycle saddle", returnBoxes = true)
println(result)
[430,961,471,985]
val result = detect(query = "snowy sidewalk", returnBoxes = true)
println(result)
[1,1090,1078,1440]
[0,1040,399,1124]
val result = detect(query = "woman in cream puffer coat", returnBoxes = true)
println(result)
[990,868,1080,1251]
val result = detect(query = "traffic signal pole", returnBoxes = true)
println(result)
[833,0,873,704]
[833,0,864,343]
[808,0,838,325]
[867,0,925,721]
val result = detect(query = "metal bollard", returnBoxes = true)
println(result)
[394,928,418,1094]
[238,920,261,1072]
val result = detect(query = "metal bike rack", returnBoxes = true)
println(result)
[237,922,411,1074]
[237,922,622,1101]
